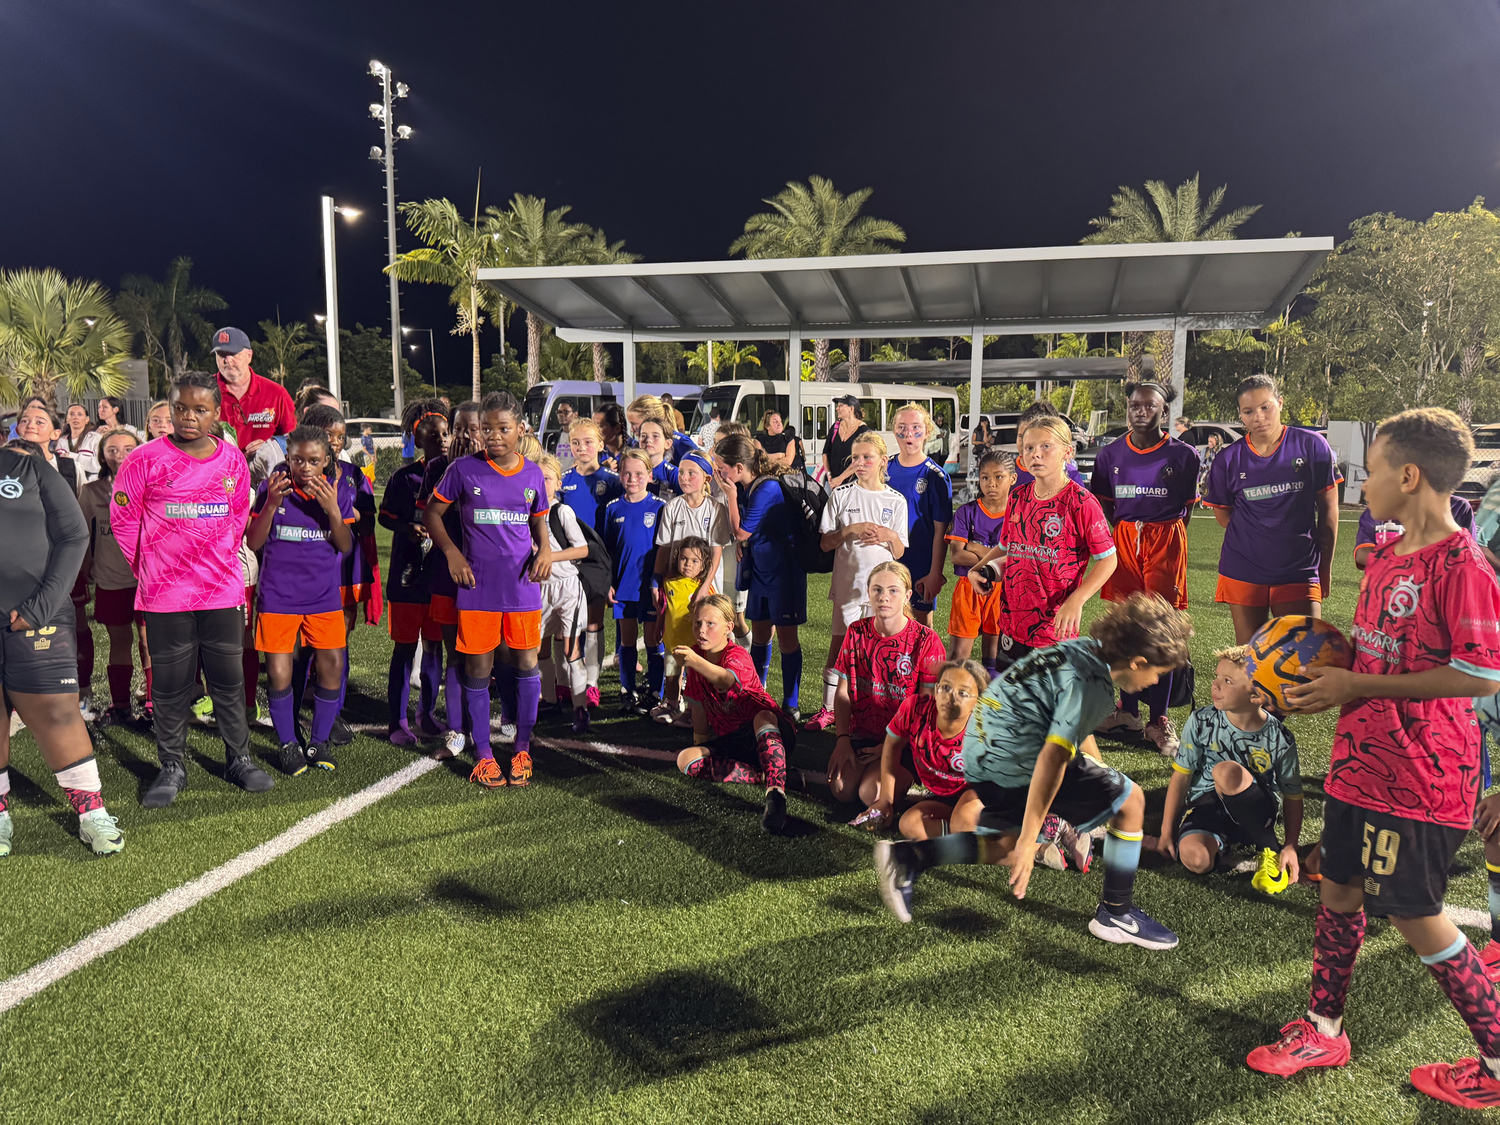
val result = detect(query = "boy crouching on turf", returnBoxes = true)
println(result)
[875,592,1193,951]
[1156,646,1302,894]
[1245,408,1500,1111]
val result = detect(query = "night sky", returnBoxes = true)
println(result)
[5,1,1500,380]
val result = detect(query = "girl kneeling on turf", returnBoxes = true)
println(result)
[676,593,797,834]
[247,425,355,776]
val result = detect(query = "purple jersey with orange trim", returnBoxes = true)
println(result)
[1202,427,1342,586]
[339,460,376,590]
[947,498,1006,577]
[998,480,1115,648]
[1328,531,1500,829]
[253,469,357,615]
[1088,433,1201,523]
[433,453,549,613]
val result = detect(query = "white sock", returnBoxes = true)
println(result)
[822,670,839,712]
[0,769,9,799]
[1306,1010,1342,1038]
[564,657,588,700]
[538,649,556,701]
[584,629,602,688]
[55,758,101,792]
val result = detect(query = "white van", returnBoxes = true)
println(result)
[687,380,961,478]
[521,380,701,455]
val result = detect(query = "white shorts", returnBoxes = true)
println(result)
[540,575,586,639]
[834,598,871,629]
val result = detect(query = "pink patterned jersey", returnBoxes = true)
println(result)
[1327,531,1500,829]
[887,693,968,797]
[110,438,252,613]
[684,643,781,738]
[833,617,946,741]
[998,479,1116,648]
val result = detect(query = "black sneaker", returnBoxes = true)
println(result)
[278,741,308,777]
[225,755,275,793]
[329,716,354,746]
[617,691,637,717]
[305,742,338,772]
[632,694,658,717]
[142,760,187,809]
[762,789,788,834]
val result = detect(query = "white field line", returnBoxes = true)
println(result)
[0,756,440,1016]
[534,735,829,789]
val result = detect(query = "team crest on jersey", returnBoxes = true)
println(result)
[915,477,928,495]
[950,752,964,773]
[113,489,128,506]
[896,653,912,677]
[1043,513,1064,538]
[1293,458,1306,470]
[881,508,893,524]
[0,477,23,500]
[644,512,656,529]
[524,488,536,505]
[223,475,236,494]
[1250,747,1272,774]
[1386,575,1422,618]
[594,481,606,496]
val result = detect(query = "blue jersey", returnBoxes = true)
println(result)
[887,457,952,583]
[603,492,666,604]
[650,459,681,498]
[1173,706,1302,805]
[738,475,803,594]
[963,638,1117,788]
[559,465,623,534]
[671,431,698,463]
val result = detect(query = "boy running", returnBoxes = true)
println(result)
[1246,408,1500,1111]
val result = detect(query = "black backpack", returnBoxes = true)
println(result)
[549,506,612,603]
[775,470,835,574]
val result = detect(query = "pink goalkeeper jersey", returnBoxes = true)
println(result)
[110,438,252,613]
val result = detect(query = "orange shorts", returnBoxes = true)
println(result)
[255,609,347,654]
[1214,574,1323,607]
[429,594,458,625]
[340,583,371,608]
[1103,520,1189,610]
[948,576,1003,639]
[456,608,542,654]
[388,601,442,644]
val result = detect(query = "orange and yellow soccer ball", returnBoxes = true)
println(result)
[1244,616,1353,715]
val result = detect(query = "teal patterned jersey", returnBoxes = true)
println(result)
[963,638,1117,789]
[1173,705,1302,805]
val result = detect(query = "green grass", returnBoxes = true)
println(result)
[1,512,1493,1124]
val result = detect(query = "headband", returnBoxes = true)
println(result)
[679,451,713,476]
[418,412,445,427]
[1133,381,1170,396]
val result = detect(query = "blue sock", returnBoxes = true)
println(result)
[647,644,665,698]
[1102,828,1143,915]
[497,663,518,724]
[1488,862,1500,935]
[418,642,443,728]
[445,659,464,733]
[750,643,771,687]
[461,673,493,757]
[515,668,541,753]
[620,641,637,698]
[909,831,979,873]
[269,685,295,745]
[310,684,340,745]
[780,647,803,710]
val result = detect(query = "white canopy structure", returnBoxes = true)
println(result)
[479,237,1332,454]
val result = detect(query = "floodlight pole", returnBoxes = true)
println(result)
[623,326,636,405]
[1171,320,1187,411]
[370,61,408,420]
[967,324,983,479]
[320,195,342,402]
[788,327,801,453]
[706,339,714,384]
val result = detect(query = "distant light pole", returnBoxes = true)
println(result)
[404,326,438,394]
[369,60,412,419]
[320,197,360,402]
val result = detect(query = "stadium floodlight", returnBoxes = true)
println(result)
[369,60,385,76]
[396,82,409,98]
[369,62,413,418]
[396,125,412,140]
[369,146,383,161]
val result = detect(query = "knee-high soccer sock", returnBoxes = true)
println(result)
[822,668,839,713]
[1101,828,1143,916]
[292,648,313,714]
[388,642,416,731]
[907,831,982,874]
[1424,935,1500,1076]
[618,640,638,699]
[515,668,541,754]
[144,666,153,704]
[496,663,518,725]
[1219,786,1281,851]
[418,642,443,728]
[55,756,103,815]
[1307,904,1367,1036]
[461,673,493,759]
[564,657,587,700]
[780,648,803,711]
[756,723,788,792]
[1488,861,1500,938]
[445,658,464,733]
[310,684,341,745]
[684,754,763,784]
[337,650,350,714]
[750,642,771,687]
[0,770,8,813]
[982,656,999,678]
[107,663,132,710]
[243,645,259,711]
[1144,674,1172,723]
[584,628,602,689]
[1118,689,1142,717]
[647,644,666,699]
[269,685,296,745]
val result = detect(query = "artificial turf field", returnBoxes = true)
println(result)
[3,512,1496,1124]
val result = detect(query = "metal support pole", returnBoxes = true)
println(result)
[967,324,983,479]
[706,339,714,384]
[1172,320,1188,413]
[788,328,802,457]
[623,328,636,404]
[320,195,342,403]
[381,70,404,420]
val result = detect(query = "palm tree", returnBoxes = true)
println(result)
[257,318,318,386]
[730,176,905,381]
[387,198,509,402]
[574,229,642,381]
[117,256,227,390]
[1082,174,1261,381]
[685,341,761,380]
[488,195,593,388]
[0,268,133,406]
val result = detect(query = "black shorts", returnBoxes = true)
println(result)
[1319,795,1468,918]
[0,618,80,696]
[996,634,1035,671]
[971,754,1133,835]
[1178,787,1279,849]
[703,711,799,764]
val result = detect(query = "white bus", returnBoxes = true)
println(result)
[522,380,702,455]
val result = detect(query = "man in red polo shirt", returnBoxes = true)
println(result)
[212,326,296,456]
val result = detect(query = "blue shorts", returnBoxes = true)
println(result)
[746,586,806,627]
[612,599,657,623]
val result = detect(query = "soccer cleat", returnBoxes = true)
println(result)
[99,706,134,727]
[0,810,12,857]
[1088,904,1179,950]
[803,707,836,732]
[873,840,917,923]
[1478,940,1500,985]
[329,716,354,747]
[142,760,187,808]
[633,694,658,718]
[78,808,125,855]
[571,707,590,734]
[585,685,601,709]
[1251,848,1292,895]
[762,788,788,834]
[1141,715,1180,757]
[1411,1058,1500,1109]
[304,742,338,772]
[671,709,693,729]
[254,704,273,728]
[469,757,506,788]
[79,696,97,722]
[1245,1019,1351,1075]
[497,721,518,744]
[434,729,466,761]
[389,725,418,748]
[1057,821,1094,873]
[1095,709,1144,736]
[1037,841,1067,870]
[616,692,637,717]
[507,750,533,787]
[190,695,215,724]
[225,755,275,793]
[278,741,308,777]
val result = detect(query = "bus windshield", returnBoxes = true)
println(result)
[522,387,549,434]
[689,386,739,435]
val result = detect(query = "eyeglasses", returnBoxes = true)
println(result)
[935,682,975,701]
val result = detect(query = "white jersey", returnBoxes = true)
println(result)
[819,480,909,626]
[544,501,585,583]
[655,493,734,593]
